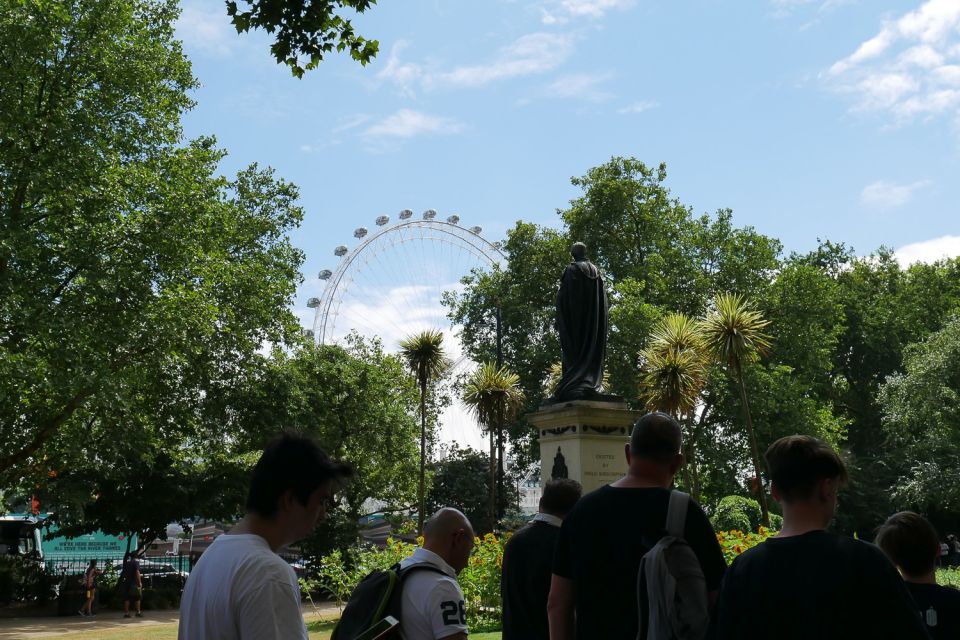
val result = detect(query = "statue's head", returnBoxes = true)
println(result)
[571,242,588,260]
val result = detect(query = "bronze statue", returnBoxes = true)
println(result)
[550,242,609,402]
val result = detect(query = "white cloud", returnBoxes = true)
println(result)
[376,40,424,97]
[176,2,237,57]
[895,235,960,265]
[362,109,464,139]
[430,33,574,87]
[617,100,659,114]
[769,0,855,19]
[860,179,932,209]
[544,73,614,101]
[826,0,960,130]
[559,0,635,19]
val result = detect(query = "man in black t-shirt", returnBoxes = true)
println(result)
[547,412,726,640]
[501,478,582,640]
[876,511,960,640]
[714,435,930,640]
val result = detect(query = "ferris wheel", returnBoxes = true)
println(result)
[305,209,506,449]
[307,208,504,349]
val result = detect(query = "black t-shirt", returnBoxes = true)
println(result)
[906,582,960,640]
[502,520,560,640]
[552,486,726,640]
[714,530,931,640]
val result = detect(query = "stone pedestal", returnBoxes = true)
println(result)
[529,400,642,494]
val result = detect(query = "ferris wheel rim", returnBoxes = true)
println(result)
[313,217,505,345]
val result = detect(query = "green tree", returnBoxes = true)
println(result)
[426,445,517,535]
[879,315,960,528]
[0,0,303,485]
[701,293,773,526]
[399,330,450,535]
[462,363,525,530]
[227,0,380,77]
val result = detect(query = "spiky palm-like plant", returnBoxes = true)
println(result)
[463,362,525,532]
[399,329,450,535]
[700,293,773,526]
[638,313,708,496]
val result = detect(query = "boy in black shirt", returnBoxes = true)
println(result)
[876,511,960,640]
[714,435,930,640]
[548,412,726,640]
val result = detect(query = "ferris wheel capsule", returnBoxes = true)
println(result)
[399,209,413,220]
[468,226,482,235]
[447,215,460,225]
[492,241,503,250]
[334,245,348,257]
[423,209,437,220]
[318,269,332,280]
[306,297,321,308]
[375,215,389,226]
[354,227,368,239]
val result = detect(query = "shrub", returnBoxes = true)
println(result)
[939,568,960,589]
[711,495,781,532]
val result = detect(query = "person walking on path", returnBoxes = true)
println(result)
[877,511,960,640]
[713,435,930,639]
[547,412,726,640]
[119,551,143,618]
[78,559,100,617]
[501,478,582,640]
[178,432,351,640]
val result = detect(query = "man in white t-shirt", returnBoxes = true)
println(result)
[398,508,475,639]
[178,433,351,640]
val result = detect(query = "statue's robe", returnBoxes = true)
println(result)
[552,258,608,402]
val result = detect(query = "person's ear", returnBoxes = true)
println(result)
[770,483,782,503]
[624,443,632,465]
[669,453,684,476]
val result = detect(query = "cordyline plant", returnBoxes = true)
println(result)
[399,330,449,535]
[700,293,773,526]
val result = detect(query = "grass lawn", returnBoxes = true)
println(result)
[40,615,503,639]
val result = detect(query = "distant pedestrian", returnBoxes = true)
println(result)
[78,559,100,617]
[178,432,351,640]
[714,435,929,639]
[502,478,582,640]
[877,511,960,640]
[119,551,143,618]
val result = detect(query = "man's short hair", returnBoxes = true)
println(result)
[875,511,940,577]
[245,432,352,518]
[539,478,582,516]
[764,435,847,503]
[630,412,682,464]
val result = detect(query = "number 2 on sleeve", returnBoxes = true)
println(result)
[440,600,467,625]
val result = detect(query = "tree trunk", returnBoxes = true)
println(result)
[488,428,497,533]
[417,380,427,536]
[734,361,770,527]
[496,408,505,523]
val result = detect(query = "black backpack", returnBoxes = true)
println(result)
[331,562,444,640]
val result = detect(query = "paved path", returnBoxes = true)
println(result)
[0,603,341,638]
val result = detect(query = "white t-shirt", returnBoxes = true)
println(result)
[398,547,468,639]
[178,534,306,640]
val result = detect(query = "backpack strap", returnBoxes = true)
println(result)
[665,490,690,538]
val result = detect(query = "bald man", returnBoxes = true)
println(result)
[398,508,475,639]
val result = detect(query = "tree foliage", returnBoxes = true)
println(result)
[227,0,380,77]
[1,0,303,503]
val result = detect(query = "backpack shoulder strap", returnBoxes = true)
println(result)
[665,490,690,538]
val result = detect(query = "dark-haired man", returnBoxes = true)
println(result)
[547,412,726,640]
[502,478,582,640]
[877,511,960,640]
[179,433,351,640]
[714,435,929,639]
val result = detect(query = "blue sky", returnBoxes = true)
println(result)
[176,0,960,447]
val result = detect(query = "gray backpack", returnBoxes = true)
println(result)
[636,491,710,640]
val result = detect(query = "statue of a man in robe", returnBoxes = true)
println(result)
[550,242,608,402]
